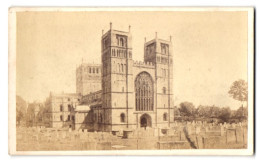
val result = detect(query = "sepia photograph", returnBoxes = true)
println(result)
[8,7,254,155]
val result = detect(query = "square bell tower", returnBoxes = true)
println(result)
[100,23,133,131]
[144,33,174,127]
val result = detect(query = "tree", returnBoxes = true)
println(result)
[179,102,195,117]
[228,79,248,102]
[228,79,248,117]
[174,106,181,117]
[218,107,231,122]
[197,105,211,118]
[210,105,221,118]
[26,102,45,127]
[235,105,248,121]
[16,96,27,126]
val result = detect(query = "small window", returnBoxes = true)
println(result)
[104,39,108,49]
[120,38,124,47]
[120,113,125,123]
[68,115,70,121]
[121,64,124,72]
[68,98,70,101]
[163,87,166,94]
[68,104,71,111]
[60,115,63,121]
[93,68,95,73]
[94,113,97,122]
[162,46,166,54]
[60,105,63,111]
[89,68,91,73]
[100,114,103,123]
[163,113,168,121]
[72,115,75,121]
[96,68,99,73]
[112,49,115,56]
[161,68,164,76]
[161,43,168,55]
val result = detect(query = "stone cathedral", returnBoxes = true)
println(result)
[96,23,174,132]
[44,23,174,132]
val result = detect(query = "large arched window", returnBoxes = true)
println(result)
[120,113,125,123]
[135,72,154,111]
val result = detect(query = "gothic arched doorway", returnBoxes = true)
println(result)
[140,114,152,128]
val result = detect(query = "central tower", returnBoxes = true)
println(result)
[101,23,133,131]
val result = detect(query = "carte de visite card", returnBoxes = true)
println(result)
[8,7,254,155]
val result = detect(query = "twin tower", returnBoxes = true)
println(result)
[94,23,174,132]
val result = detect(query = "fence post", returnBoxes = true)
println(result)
[226,129,228,144]
[235,129,238,144]
[196,136,199,149]
[202,137,205,149]
[243,127,245,147]
[137,139,138,150]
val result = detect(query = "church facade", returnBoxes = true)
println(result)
[44,23,174,132]
[93,23,174,132]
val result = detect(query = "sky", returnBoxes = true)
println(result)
[16,11,248,109]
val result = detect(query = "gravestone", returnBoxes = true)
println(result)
[226,129,236,143]
[235,127,243,143]
[231,123,236,128]
[220,126,225,136]
[205,126,209,132]
[192,121,196,127]
[195,126,201,135]
[239,122,242,127]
